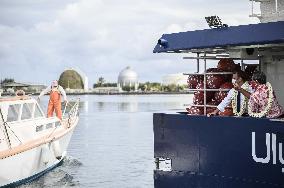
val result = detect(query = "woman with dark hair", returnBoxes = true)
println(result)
[252,72,266,84]
[248,72,283,118]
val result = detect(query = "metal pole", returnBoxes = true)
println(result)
[196,53,200,73]
[204,52,207,115]
[259,58,261,72]
[63,101,68,117]
[0,108,11,149]
[251,0,254,16]
[258,48,261,72]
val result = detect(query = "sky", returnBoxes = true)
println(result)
[0,0,260,87]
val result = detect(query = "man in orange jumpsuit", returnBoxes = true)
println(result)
[38,80,67,120]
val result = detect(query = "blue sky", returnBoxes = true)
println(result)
[0,0,259,87]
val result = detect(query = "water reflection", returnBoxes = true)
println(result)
[122,101,138,112]
[94,101,139,112]
[97,101,105,112]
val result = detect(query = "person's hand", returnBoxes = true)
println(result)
[207,109,218,117]
[64,100,68,105]
[233,83,242,91]
[207,112,215,117]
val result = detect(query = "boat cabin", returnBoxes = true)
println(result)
[0,97,61,150]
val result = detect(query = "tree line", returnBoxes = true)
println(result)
[0,77,186,92]
[93,77,186,92]
[0,78,15,85]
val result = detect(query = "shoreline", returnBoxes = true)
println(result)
[1,91,193,96]
[65,91,193,95]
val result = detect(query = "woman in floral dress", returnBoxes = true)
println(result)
[248,72,283,118]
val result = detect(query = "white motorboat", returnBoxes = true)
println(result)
[0,95,79,187]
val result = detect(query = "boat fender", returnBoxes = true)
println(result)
[52,141,62,160]
[41,145,50,164]
[15,90,25,96]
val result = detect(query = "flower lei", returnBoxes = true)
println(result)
[232,81,249,117]
[248,82,273,118]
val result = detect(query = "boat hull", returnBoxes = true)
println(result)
[1,156,64,188]
[153,113,284,187]
[0,125,75,187]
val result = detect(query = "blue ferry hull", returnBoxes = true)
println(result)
[153,113,284,187]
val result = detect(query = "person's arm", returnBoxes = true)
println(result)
[239,88,251,98]
[234,84,252,98]
[38,86,50,99]
[59,86,67,102]
[208,89,233,117]
[217,89,234,112]
[247,85,254,96]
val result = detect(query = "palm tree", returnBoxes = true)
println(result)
[97,77,105,87]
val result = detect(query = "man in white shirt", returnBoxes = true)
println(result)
[38,80,67,120]
[208,70,253,116]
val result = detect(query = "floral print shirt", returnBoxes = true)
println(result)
[249,82,283,118]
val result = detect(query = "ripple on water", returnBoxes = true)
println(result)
[62,156,83,167]
[19,157,82,188]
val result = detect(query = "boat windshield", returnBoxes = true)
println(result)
[7,104,20,122]
[34,104,43,118]
[3,100,44,122]
[21,103,33,120]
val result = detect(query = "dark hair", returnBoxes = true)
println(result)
[233,70,249,82]
[252,71,266,84]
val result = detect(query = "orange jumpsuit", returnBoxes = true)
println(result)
[47,88,62,120]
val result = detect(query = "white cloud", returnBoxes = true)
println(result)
[0,0,259,87]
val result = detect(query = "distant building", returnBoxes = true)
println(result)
[2,82,29,93]
[162,73,188,86]
[93,87,120,94]
[117,66,139,91]
[26,83,46,93]
[1,82,46,94]
[58,68,89,92]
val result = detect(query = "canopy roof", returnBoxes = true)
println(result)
[153,21,284,53]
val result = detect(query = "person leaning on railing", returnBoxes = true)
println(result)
[208,70,253,117]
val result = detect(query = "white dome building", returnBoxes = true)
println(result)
[162,73,188,86]
[117,66,138,91]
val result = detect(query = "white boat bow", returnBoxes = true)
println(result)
[0,96,79,187]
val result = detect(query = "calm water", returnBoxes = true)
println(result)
[20,94,193,188]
